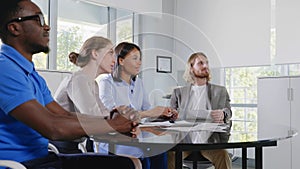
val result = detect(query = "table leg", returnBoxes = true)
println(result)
[93,141,99,153]
[242,147,247,169]
[175,150,182,169]
[108,143,115,155]
[255,146,263,169]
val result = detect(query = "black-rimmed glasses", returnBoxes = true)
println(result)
[7,13,46,27]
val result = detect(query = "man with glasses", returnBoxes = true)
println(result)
[0,0,141,168]
[7,13,46,27]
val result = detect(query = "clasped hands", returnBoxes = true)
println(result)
[107,105,178,138]
[210,109,225,123]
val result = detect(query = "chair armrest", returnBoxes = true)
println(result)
[0,160,27,169]
[48,143,60,154]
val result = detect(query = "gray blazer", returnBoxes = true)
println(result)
[170,83,232,143]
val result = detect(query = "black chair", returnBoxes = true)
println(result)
[183,121,232,169]
[48,139,140,169]
[50,137,94,154]
[59,153,137,169]
[183,152,213,169]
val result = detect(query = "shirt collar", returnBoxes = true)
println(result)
[116,78,136,86]
[0,44,34,74]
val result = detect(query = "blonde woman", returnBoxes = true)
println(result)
[54,36,142,168]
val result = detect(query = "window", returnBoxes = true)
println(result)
[116,9,133,43]
[31,0,134,71]
[32,0,49,69]
[225,64,300,142]
[57,0,108,71]
[288,64,300,76]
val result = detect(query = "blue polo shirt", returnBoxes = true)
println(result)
[0,44,53,162]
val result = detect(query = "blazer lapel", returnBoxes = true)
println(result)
[178,85,192,120]
[207,83,212,102]
[179,85,192,111]
[206,83,213,110]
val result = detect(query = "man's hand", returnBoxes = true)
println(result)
[169,109,179,121]
[210,109,224,123]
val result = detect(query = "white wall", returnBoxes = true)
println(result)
[137,0,228,105]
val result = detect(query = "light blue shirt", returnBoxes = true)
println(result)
[98,74,151,111]
[97,74,151,157]
[0,44,52,162]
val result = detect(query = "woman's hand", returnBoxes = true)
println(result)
[141,127,167,136]
[107,105,140,137]
[142,106,176,118]
[114,105,141,122]
[139,106,178,122]
[152,106,169,117]
[130,126,141,138]
[154,106,178,121]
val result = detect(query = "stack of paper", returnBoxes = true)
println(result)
[139,120,227,132]
[139,120,196,128]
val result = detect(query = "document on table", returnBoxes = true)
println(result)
[139,120,227,132]
[139,120,197,128]
[165,122,228,132]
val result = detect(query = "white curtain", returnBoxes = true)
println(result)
[79,0,162,14]
[174,0,271,68]
[275,0,300,64]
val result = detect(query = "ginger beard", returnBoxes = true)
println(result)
[192,68,209,79]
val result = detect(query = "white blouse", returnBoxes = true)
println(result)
[54,70,109,117]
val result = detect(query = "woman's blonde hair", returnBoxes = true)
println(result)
[69,36,111,67]
[183,52,211,83]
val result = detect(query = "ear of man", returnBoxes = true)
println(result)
[7,23,21,37]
